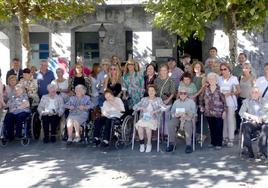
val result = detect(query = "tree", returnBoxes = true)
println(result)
[0,0,104,67]
[145,0,268,64]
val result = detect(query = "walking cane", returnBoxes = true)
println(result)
[200,112,204,148]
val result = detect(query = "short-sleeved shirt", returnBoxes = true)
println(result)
[218,76,239,107]
[256,76,268,99]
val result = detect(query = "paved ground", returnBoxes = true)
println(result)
[0,139,267,188]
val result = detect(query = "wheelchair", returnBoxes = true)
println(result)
[238,119,268,160]
[108,114,134,149]
[0,109,32,146]
[62,108,96,145]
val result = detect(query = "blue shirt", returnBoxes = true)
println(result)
[36,70,55,97]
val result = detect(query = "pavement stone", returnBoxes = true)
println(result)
[0,140,267,188]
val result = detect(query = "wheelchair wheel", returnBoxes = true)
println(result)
[21,138,30,146]
[0,138,8,147]
[122,115,134,146]
[115,140,124,150]
[31,112,41,140]
[61,127,68,141]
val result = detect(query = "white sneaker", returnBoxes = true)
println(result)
[227,142,234,148]
[139,144,145,152]
[74,137,81,143]
[145,144,152,153]
[67,138,72,142]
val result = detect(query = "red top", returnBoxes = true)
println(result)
[69,66,91,77]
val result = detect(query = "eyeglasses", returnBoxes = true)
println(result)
[220,68,227,71]
[179,92,187,95]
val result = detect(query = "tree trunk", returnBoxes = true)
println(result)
[17,5,31,68]
[226,6,238,66]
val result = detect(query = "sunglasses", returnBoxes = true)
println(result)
[220,68,228,71]
[110,68,116,71]
[179,92,187,95]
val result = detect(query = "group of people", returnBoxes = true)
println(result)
[0,47,268,158]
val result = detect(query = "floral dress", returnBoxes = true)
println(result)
[122,72,144,109]
[133,97,166,130]
[19,78,40,107]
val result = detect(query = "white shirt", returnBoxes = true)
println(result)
[218,76,239,107]
[45,98,56,113]
[51,79,68,91]
[256,76,268,98]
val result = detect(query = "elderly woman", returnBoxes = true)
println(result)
[154,64,175,105]
[37,84,64,143]
[51,68,69,101]
[122,59,144,110]
[19,68,39,107]
[3,84,30,141]
[4,75,18,102]
[200,72,227,149]
[65,85,93,144]
[144,63,157,97]
[169,87,197,153]
[93,89,125,147]
[218,62,240,147]
[133,84,166,152]
[239,87,268,159]
[68,63,92,96]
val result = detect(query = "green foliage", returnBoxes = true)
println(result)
[0,0,104,21]
[145,0,268,41]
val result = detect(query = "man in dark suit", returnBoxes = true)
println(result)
[6,58,23,84]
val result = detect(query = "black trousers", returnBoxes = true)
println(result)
[42,115,60,140]
[242,122,268,155]
[93,116,116,142]
[4,112,30,140]
[206,116,223,146]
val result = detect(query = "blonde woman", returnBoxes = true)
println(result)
[104,64,122,97]
[122,59,144,109]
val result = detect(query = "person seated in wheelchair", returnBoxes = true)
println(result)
[65,85,93,144]
[239,87,268,159]
[133,84,166,153]
[3,84,30,141]
[38,84,64,143]
[167,87,197,153]
[93,89,125,147]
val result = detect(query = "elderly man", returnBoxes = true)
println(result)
[239,87,268,159]
[167,87,196,153]
[167,57,184,89]
[36,60,55,98]
[6,58,23,84]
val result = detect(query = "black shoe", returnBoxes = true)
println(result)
[248,152,255,159]
[50,136,56,143]
[43,137,49,144]
[166,144,175,152]
[185,145,193,154]
[93,138,101,146]
[101,141,109,147]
